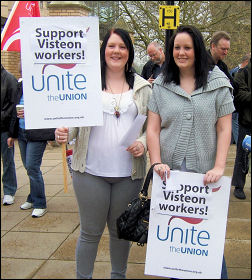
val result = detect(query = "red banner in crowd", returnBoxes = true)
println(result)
[1,1,40,52]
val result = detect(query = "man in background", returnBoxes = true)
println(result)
[231,59,251,200]
[209,31,239,148]
[209,31,237,91]
[141,42,165,85]
[229,53,251,144]
[1,64,18,205]
[230,53,251,78]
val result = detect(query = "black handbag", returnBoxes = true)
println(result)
[116,163,161,246]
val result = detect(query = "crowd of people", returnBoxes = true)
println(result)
[1,25,251,279]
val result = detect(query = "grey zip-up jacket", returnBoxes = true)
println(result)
[148,66,235,173]
[68,74,152,180]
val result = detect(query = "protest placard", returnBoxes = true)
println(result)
[20,16,103,129]
[145,170,231,279]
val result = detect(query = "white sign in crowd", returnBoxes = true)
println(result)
[20,16,103,129]
[145,170,231,279]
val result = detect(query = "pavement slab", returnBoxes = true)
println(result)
[1,232,69,259]
[1,258,46,279]
[32,260,76,279]
[12,212,80,233]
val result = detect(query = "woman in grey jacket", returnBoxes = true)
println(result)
[55,28,151,279]
[147,26,235,279]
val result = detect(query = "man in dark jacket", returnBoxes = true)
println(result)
[1,64,18,205]
[209,31,239,149]
[141,42,165,85]
[209,31,239,95]
[231,59,251,199]
[229,53,251,145]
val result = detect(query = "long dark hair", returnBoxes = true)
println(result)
[100,28,135,90]
[162,25,215,89]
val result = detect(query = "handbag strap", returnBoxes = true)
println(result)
[140,163,161,197]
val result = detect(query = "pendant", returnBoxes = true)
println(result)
[114,110,120,118]
[114,106,120,118]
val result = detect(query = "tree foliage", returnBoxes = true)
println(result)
[208,1,251,68]
[88,1,251,69]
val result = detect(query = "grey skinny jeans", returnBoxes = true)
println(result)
[72,171,143,279]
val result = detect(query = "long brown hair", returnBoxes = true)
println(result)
[100,28,135,90]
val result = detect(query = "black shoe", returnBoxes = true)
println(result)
[233,188,246,199]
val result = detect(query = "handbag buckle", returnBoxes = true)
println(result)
[139,192,148,201]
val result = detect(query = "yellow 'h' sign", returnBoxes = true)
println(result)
[159,5,180,29]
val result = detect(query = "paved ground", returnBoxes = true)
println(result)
[1,142,251,279]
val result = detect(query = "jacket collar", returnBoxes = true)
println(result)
[153,65,233,97]
[133,73,151,92]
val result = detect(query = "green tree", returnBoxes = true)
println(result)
[86,1,251,69]
[86,1,121,39]
[119,1,251,69]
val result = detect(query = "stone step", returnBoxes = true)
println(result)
[225,239,251,269]
[226,218,251,240]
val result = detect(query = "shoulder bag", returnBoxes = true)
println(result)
[116,162,161,246]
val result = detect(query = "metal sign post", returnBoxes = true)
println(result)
[159,5,180,30]
[159,1,180,64]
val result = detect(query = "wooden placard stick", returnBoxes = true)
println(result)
[62,143,68,193]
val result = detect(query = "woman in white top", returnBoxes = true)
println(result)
[55,28,152,279]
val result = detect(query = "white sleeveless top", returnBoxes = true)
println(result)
[85,89,138,177]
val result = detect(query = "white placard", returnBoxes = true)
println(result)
[145,171,231,279]
[20,16,103,129]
